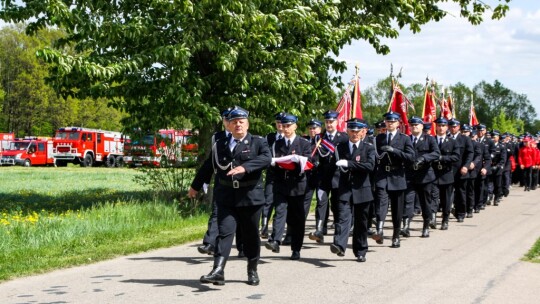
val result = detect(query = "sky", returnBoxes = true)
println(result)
[336,0,540,118]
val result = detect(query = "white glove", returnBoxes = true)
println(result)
[271,158,276,166]
[336,160,348,167]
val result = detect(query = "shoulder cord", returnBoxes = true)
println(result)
[213,141,233,172]
[373,136,392,165]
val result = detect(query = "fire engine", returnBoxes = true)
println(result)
[52,127,126,167]
[123,129,197,167]
[0,137,54,166]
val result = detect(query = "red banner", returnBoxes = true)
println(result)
[422,88,437,135]
[389,84,412,135]
[470,100,479,126]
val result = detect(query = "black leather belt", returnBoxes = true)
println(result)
[219,179,259,189]
[380,165,403,172]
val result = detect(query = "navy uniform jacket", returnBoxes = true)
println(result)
[478,137,496,175]
[491,141,507,176]
[469,140,484,179]
[265,132,282,183]
[452,133,475,180]
[303,134,320,188]
[190,133,271,207]
[433,137,460,185]
[271,136,312,197]
[374,131,415,191]
[316,131,349,190]
[336,140,375,204]
[503,142,513,170]
[407,134,440,185]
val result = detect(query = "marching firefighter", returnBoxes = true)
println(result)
[188,106,271,286]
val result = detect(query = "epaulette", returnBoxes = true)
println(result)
[365,142,373,145]
[299,137,310,143]
[253,135,264,139]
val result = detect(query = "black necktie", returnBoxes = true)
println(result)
[329,134,333,141]
[352,143,357,154]
[287,139,291,148]
[387,133,392,145]
[278,134,282,140]
[232,139,240,152]
[413,136,417,146]
[439,137,443,147]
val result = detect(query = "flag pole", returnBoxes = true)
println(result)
[352,63,359,119]
[421,75,429,118]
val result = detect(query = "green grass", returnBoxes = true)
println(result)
[0,166,207,282]
[523,238,540,263]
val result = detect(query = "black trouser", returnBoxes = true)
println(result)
[333,200,370,257]
[261,180,275,226]
[533,169,539,189]
[502,167,511,196]
[436,183,454,221]
[523,167,532,188]
[203,198,219,246]
[465,178,475,213]
[493,173,503,200]
[430,183,440,213]
[315,187,339,231]
[280,193,307,252]
[375,187,404,238]
[475,175,487,210]
[216,204,262,260]
[303,187,315,220]
[454,178,468,218]
[405,182,433,222]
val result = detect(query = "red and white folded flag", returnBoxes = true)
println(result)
[274,155,313,173]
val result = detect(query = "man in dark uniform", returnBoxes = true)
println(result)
[330,119,375,262]
[423,121,439,228]
[265,114,312,260]
[303,119,322,217]
[308,110,348,243]
[490,130,507,206]
[461,125,483,218]
[188,106,271,286]
[401,116,440,238]
[372,111,415,248]
[501,133,513,197]
[476,124,495,209]
[432,117,460,230]
[260,112,285,239]
[448,119,474,222]
[197,108,231,256]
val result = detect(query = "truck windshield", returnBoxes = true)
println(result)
[8,142,30,150]
[131,135,155,145]
[56,132,80,140]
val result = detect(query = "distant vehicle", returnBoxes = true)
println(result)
[123,129,198,167]
[52,127,126,167]
[1,132,14,152]
[0,137,54,166]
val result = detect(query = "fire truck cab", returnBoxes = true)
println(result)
[123,129,197,167]
[0,137,54,166]
[1,133,14,160]
[52,127,126,167]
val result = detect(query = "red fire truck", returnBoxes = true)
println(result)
[123,129,197,167]
[0,137,55,166]
[52,127,126,167]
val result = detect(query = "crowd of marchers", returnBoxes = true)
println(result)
[187,106,540,286]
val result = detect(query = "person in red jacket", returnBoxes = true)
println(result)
[519,137,535,191]
[533,139,540,190]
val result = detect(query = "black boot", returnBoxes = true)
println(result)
[260,217,269,239]
[421,220,430,238]
[371,222,384,244]
[200,256,226,285]
[440,216,449,230]
[429,213,437,229]
[400,218,410,237]
[308,220,324,243]
[247,259,260,286]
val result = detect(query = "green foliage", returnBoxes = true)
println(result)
[132,142,203,216]
[523,237,540,263]
[0,0,511,139]
[492,109,523,134]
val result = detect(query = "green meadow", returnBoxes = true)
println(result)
[0,166,207,282]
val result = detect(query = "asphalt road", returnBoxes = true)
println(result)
[1,187,540,304]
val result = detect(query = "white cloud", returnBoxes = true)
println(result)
[337,1,540,119]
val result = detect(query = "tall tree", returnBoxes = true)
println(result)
[0,0,511,149]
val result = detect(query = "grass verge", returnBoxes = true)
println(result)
[522,237,540,263]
